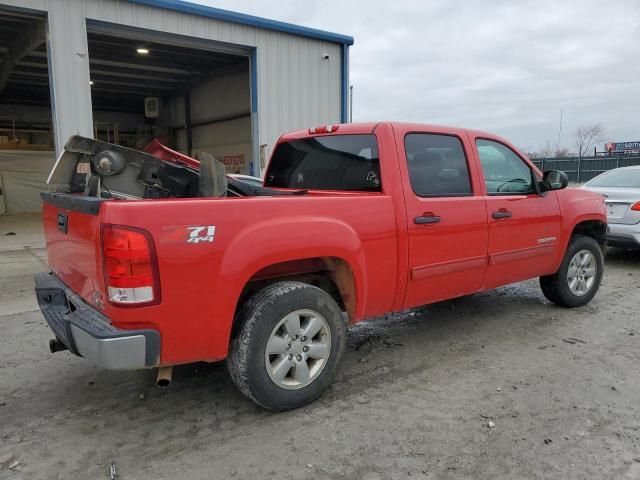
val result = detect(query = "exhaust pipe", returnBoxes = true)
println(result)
[156,366,173,387]
[49,338,68,353]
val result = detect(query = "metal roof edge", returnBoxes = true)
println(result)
[127,0,355,45]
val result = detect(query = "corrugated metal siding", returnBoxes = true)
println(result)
[0,0,48,10]
[256,30,341,154]
[1,0,343,160]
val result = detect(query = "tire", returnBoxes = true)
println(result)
[227,281,346,411]
[540,235,604,308]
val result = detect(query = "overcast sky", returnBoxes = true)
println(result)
[197,0,639,153]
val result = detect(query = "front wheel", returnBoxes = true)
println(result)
[227,281,346,411]
[540,235,604,307]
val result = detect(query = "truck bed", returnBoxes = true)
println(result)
[42,191,398,364]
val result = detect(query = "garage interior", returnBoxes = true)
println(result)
[0,7,254,214]
[0,8,53,214]
[85,29,253,174]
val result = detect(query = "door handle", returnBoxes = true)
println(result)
[414,215,441,225]
[492,210,512,219]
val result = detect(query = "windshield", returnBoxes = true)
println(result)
[586,169,640,188]
[265,134,381,191]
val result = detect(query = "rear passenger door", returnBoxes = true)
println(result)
[472,137,562,289]
[395,126,489,308]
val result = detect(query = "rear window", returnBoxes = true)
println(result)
[586,168,640,188]
[264,135,381,191]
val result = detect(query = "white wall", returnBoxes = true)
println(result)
[162,69,253,174]
[0,150,54,213]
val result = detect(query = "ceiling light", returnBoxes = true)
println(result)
[136,48,149,55]
[90,80,94,85]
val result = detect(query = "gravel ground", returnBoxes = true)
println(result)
[1,244,639,480]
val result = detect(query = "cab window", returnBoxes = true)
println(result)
[404,133,472,197]
[476,139,534,194]
[265,135,381,191]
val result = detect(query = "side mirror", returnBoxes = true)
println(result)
[542,170,569,191]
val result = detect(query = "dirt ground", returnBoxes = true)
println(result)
[1,216,639,479]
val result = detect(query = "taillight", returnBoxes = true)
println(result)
[631,202,640,211]
[101,224,160,306]
[308,124,339,134]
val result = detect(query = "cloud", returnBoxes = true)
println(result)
[195,0,640,152]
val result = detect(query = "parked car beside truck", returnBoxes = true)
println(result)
[35,122,607,410]
[581,165,640,249]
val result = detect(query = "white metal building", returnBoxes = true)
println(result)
[0,0,353,213]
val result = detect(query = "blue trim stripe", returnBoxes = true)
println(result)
[250,48,258,113]
[340,44,349,123]
[127,0,354,45]
[249,47,259,176]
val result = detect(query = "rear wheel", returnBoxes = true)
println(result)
[227,281,346,411]
[540,235,604,307]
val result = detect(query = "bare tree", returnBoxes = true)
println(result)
[539,140,555,158]
[521,147,539,159]
[575,124,605,158]
[524,140,571,159]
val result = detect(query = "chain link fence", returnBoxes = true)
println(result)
[530,155,640,184]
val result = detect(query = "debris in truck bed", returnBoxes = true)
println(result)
[47,135,307,200]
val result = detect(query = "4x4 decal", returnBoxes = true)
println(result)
[160,225,216,244]
[187,226,216,243]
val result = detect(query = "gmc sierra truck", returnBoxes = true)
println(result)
[35,122,607,410]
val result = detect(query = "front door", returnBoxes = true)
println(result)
[471,137,562,289]
[396,127,489,308]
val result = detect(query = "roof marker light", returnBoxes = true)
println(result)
[308,125,339,134]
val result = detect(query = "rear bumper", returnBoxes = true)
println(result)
[607,223,640,248]
[34,273,160,369]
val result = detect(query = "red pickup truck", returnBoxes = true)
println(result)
[35,122,607,410]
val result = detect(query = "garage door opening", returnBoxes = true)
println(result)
[86,29,254,176]
[0,7,54,215]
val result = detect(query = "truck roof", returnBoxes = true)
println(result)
[280,121,510,146]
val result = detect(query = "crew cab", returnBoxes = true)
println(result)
[35,122,607,410]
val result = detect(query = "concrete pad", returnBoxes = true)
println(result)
[1,250,640,479]
[0,213,45,252]
[0,214,48,314]
[0,249,48,315]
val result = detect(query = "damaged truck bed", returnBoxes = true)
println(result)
[46,135,301,200]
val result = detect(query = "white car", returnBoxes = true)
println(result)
[582,166,640,249]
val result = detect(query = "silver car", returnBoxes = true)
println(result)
[582,165,640,249]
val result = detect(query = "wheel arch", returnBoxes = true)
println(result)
[234,256,360,326]
[216,217,368,356]
[552,217,607,273]
[570,219,607,250]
